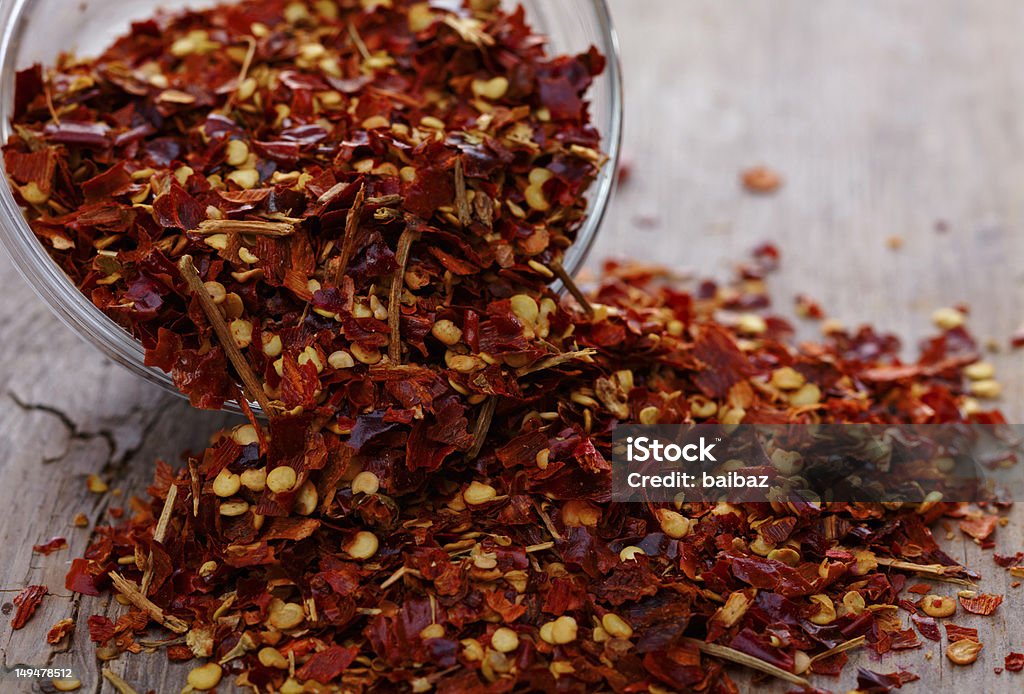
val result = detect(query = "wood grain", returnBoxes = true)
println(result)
[1,1,1024,691]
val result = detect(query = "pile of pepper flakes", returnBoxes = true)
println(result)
[2,0,1018,693]
[65,253,1014,694]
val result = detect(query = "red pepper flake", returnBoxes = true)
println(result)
[794,293,825,320]
[945,624,980,643]
[10,585,47,630]
[741,166,783,194]
[1006,652,1024,672]
[87,615,116,643]
[65,558,102,596]
[911,614,942,642]
[907,583,932,595]
[958,592,1003,616]
[994,551,1024,567]
[959,513,998,541]
[46,617,75,645]
[294,645,359,683]
[32,536,69,555]
[1011,324,1024,349]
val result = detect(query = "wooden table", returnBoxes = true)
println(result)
[2,1,1023,691]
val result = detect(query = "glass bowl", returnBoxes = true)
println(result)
[0,0,623,402]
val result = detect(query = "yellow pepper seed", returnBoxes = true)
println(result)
[267,466,298,493]
[186,663,223,691]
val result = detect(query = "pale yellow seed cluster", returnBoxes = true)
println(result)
[351,471,380,495]
[420,623,445,640]
[328,350,356,369]
[736,313,767,335]
[770,366,805,390]
[490,627,520,653]
[932,307,966,330]
[472,76,509,100]
[619,546,645,562]
[463,481,497,505]
[432,319,464,346]
[231,424,259,446]
[655,509,691,538]
[946,639,982,665]
[789,383,821,407]
[213,469,241,497]
[524,168,552,211]
[346,530,379,559]
[561,500,600,527]
[186,663,223,691]
[267,466,298,493]
[539,615,577,645]
[808,594,836,625]
[258,646,289,669]
[268,598,306,630]
[601,613,633,639]
[921,594,957,618]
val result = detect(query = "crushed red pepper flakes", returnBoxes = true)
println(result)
[3,0,606,416]
[46,247,1014,692]
[3,0,1018,692]
[10,584,47,630]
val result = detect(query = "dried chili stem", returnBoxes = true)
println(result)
[516,349,597,377]
[454,156,471,227]
[178,255,275,415]
[367,194,403,206]
[44,84,60,125]
[188,458,200,517]
[466,396,496,460]
[140,483,177,596]
[138,635,187,649]
[348,21,372,61]
[387,227,418,364]
[532,499,563,542]
[101,669,140,694]
[195,219,295,237]
[550,259,594,316]
[333,183,366,286]
[224,36,257,112]
[874,556,969,579]
[317,181,348,207]
[809,635,866,664]
[525,541,555,553]
[380,565,423,590]
[682,638,810,687]
[109,572,189,634]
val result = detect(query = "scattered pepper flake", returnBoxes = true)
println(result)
[32,536,68,555]
[741,165,783,193]
[11,585,47,630]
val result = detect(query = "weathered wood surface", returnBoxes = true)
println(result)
[1,0,1024,691]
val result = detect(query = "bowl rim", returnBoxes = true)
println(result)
[0,0,624,409]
